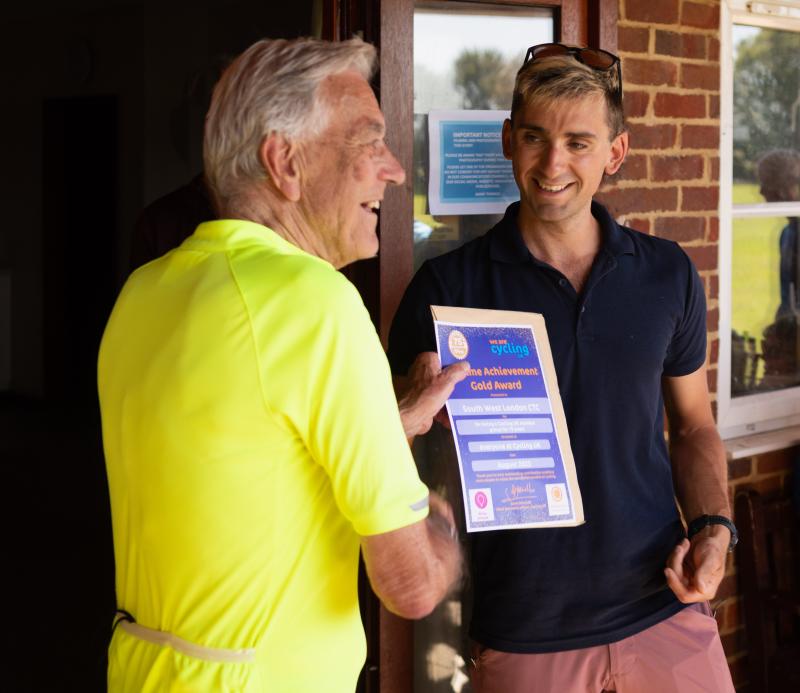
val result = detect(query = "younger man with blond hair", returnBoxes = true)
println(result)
[390,44,735,692]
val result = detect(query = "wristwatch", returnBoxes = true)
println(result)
[686,514,738,552]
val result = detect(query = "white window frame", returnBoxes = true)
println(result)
[718,0,800,439]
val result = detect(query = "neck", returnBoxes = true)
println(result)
[517,203,601,268]
[222,187,333,264]
[515,203,602,295]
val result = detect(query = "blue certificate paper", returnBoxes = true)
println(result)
[432,306,584,532]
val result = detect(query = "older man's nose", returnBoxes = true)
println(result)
[380,146,406,186]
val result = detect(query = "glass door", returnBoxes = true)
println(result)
[410,6,554,692]
[374,2,614,689]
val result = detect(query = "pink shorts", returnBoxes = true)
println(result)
[470,603,735,693]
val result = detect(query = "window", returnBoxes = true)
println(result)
[719,0,800,438]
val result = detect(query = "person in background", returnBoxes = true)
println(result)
[755,148,800,318]
[99,37,466,692]
[756,149,800,512]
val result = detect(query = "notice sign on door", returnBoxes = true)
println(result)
[428,110,519,216]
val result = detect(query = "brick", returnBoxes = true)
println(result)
[709,94,720,118]
[685,243,717,270]
[681,32,707,60]
[619,26,649,53]
[655,30,706,59]
[682,1,720,30]
[624,57,678,86]
[683,185,719,211]
[654,92,706,118]
[710,337,719,363]
[624,90,649,118]
[654,30,681,56]
[710,157,720,183]
[723,598,742,630]
[710,272,719,297]
[628,122,678,149]
[654,215,705,241]
[626,217,651,232]
[709,36,720,62]
[618,153,647,180]
[681,62,720,90]
[757,449,794,474]
[754,474,783,497]
[652,154,705,181]
[683,124,720,149]
[708,271,719,299]
[625,0,679,24]
[707,364,719,395]
[718,574,739,600]
[600,186,678,215]
[707,307,719,333]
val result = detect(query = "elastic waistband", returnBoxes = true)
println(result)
[118,620,256,664]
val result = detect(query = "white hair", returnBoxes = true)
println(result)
[203,37,377,211]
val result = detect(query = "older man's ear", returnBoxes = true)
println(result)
[259,132,302,202]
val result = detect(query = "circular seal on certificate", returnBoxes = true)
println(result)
[448,329,469,360]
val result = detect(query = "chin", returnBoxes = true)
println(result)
[357,232,380,260]
[339,237,379,268]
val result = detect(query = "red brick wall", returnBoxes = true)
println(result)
[596,2,797,690]
[598,0,722,400]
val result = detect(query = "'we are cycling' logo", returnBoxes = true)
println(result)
[489,339,530,359]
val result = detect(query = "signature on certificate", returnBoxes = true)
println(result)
[505,483,534,502]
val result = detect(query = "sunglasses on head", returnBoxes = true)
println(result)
[522,43,623,100]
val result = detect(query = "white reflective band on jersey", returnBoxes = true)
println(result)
[119,620,256,663]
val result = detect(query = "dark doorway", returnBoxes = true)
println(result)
[3,3,318,691]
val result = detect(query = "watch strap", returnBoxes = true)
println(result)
[686,514,738,552]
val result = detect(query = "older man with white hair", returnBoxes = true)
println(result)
[98,37,466,692]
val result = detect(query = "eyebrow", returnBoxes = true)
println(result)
[517,123,598,139]
[348,117,385,140]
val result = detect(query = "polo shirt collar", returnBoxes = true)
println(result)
[489,200,636,265]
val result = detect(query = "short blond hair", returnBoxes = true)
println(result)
[510,55,625,138]
[203,37,377,210]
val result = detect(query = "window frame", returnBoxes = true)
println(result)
[718,0,800,438]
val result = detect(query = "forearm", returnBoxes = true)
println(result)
[670,422,730,521]
[662,371,731,601]
[379,516,461,618]
[361,497,463,619]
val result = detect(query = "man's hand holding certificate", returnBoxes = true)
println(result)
[432,306,584,532]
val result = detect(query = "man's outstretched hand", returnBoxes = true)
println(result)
[397,352,469,441]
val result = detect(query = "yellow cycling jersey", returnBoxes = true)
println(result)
[99,219,429,692]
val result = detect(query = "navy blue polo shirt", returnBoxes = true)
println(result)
[388,201,707,652]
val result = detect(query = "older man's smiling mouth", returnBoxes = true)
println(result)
[361,200,381,213]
